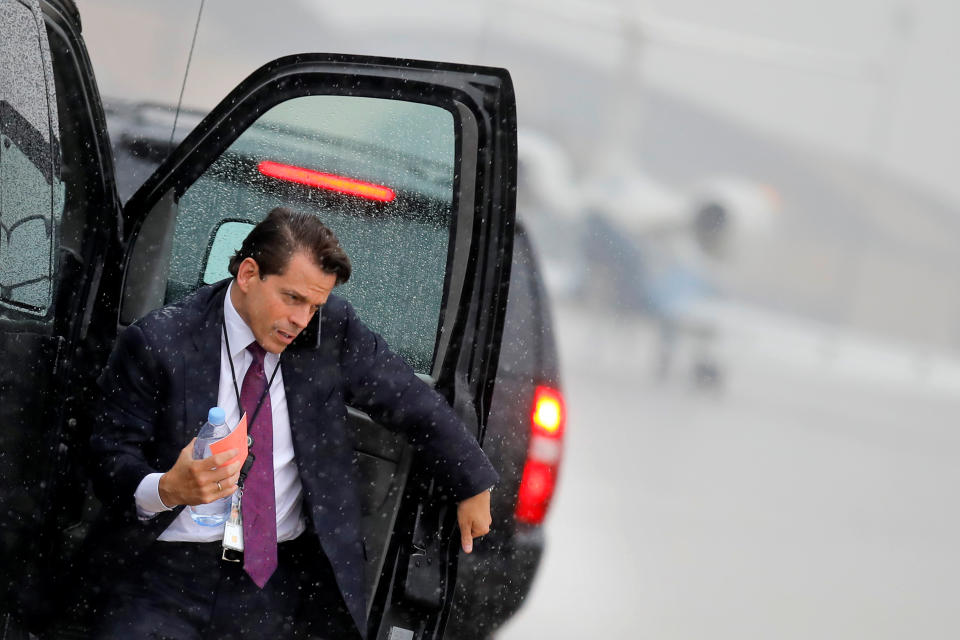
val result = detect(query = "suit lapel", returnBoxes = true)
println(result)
[282,346,313,449]
[283,308,331,445]
[281,309,344,514]
[282,336,336,453]
[182,283,228,439]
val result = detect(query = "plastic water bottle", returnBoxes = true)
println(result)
[188,406,232,526]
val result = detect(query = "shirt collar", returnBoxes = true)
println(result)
[224,281,257,360]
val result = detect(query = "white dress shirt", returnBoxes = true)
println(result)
[133,282,307,542]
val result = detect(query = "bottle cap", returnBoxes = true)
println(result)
[208,407,226,425]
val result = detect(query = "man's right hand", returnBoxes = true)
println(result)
[158,438,242,507]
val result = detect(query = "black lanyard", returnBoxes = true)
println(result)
[222,320,281,428]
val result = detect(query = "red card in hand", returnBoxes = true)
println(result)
[209,412,248,467]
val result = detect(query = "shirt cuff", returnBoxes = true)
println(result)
[135,472,173,519]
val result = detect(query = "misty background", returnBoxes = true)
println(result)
[77,1,960,637]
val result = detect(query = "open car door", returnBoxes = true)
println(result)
[114,54,516,639]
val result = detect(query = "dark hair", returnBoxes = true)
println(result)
[228,207,351,284]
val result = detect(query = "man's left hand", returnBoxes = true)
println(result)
[457,489,492,554]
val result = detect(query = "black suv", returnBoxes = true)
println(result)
[0,1,563,638]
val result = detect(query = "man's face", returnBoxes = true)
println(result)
[233,251,337,354]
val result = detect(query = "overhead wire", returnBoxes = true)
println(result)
[169,0,206,150]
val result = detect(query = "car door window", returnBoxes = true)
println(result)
[0,0,64,316]
[169,95,455,372]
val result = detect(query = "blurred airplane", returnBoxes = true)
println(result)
[517,128,780,386]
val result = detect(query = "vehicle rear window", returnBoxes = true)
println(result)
[168,95,455,372]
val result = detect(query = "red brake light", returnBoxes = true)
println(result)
[532,386,564,438]
[514,459,556,525]
[258,160,396,203]
[515,385,565,526]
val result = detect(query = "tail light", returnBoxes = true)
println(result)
[515,385,565,525]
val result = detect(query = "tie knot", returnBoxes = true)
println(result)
[246,341,267,366]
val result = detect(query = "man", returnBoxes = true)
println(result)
[89,207,498,638]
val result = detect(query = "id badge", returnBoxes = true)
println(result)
[222,491,244,553]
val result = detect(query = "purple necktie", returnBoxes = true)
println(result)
[240,341,277,588]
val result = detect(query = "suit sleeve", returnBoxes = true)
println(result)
[337,301,499,501]
[89,323,167,513]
